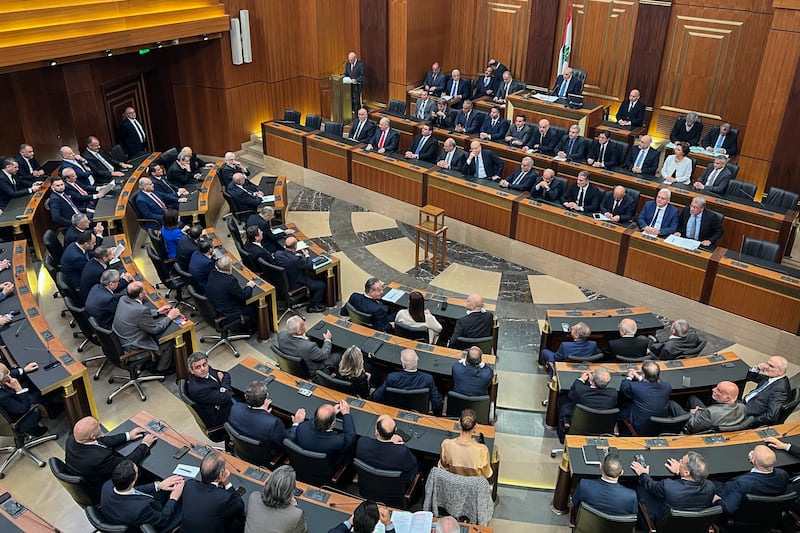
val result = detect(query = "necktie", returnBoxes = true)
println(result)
[744,380,772,403]
[600,144,606,164]
[417,102,425,119]
[445,151,453,167]
[378,131,387,149]
[158,178,176,194]
[504,83,510,97]
[634,149,646,169]
[450,81,458,97]
[650,207,661,227]
[353,121,363,139]
[484,77,490,86]
[72,182,88,196]
[513,171,526,186]
[7,173,15,187]
[149,192,167,211]
[707,169,719,187]
[559,79,568,97]
[492,119,497,128]
[415,136,426,155]
[577,187,585,207]
[24,158,33,174]
[93,151,114,172]
[568,138,575,155]
[612,199,620,214]
[629,102,634,113]
[714,135,724,150]
[476,155,486,178]
[687,214,698,240]
[131,119,145,142]
[60,193,79,213]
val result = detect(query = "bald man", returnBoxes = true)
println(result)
[355,414,418,485]
[744,356,791,426]
[448,293,494,348]
[616,89,645,128]
[365,117,399,154]
[274,236,326,313]
[624,135,658,176]
[605,318,649,358]
[345,51,365,114]
[552,67,582,98]
[600,186,637,224]
[713,445,789,516]
[667,381,748,433]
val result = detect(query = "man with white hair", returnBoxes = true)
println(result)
[743,356,791,426]
[218,151,249,188]
[276,316,337,374]
[647,319,703,360]
[365,117,399,154]
[60,145,95,188]
[435,516,460,533]
[373,349,443,415]
[636,188,679,237]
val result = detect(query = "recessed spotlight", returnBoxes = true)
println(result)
[105,49,113,57]
[202,34,209,41]
[48,59,57,67]
[156,41,163,48]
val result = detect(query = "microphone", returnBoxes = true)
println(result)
[157,419,199,451]
[737,184,759,203]
[781,422,800,438]
[14,319,27,337]
[724,428,754,441]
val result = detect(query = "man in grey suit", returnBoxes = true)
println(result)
[112,281,182,372]
[435,138,467,172]
[275,316,340,374]
[412,90,436,120]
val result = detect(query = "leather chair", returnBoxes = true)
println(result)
[226,215,245,248]
[724,491,797,532]
[394,322,429,342]
[615,354,652,363]
[177,378,228,443]
[353,458,421,509]
[127,192,161,232]
[109,144,127,164]
[446,391,491,425]
[146,228,169,261]
[639,502,723,533]
[260,258,309,324]
[223,422,283,469]
[88,317,165,404]
[571,68,587,93]
[221,188,253,224]
[625,187,641,212]
[283,109,301,124]
[0,405,57,478]
[315,370,357,396]
[43,229,64,264]
[572,502,637,533]
[552,404,619,454]
[627,413,690,437]
[567,353,604,363]
[674,340,707,359]
[63,295,105,378]
[383,387,430,413]
[188,285,250,358]
[156,147,178,170]
[388,99,406,115]
[609,140,629,164]
[725,162,740,181]
[764,187,799,211]
[450,336,494,354]
[49,457,98,507]
[344,301,373,327]
[146,245,196,314]
[324,121,344,137]
[84,505,128,532]
[271,345,311,380]
[305,114,322,130]
[549,126,567,147]
[741,237,781,263]
[777,387,800,424]
[725,179,757,201]
[282,438,350,487]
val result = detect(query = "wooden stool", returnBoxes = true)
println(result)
[415,205,447,274]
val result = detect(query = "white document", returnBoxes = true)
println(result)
[261,195,276,203]
[296,240,309,251]
[172,463,199,478]
[664,234,701,251]
[390,510,433,533]
[108,243,125,264]
[382,288,404,303]
[533,94,559,103]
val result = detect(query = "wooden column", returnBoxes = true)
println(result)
[625,0,672,111]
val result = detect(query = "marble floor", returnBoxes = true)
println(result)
[5,145,800,532]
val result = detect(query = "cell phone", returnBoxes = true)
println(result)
[634,453,648,468]
[605,446,619,457]
[294,487,303,497]
[173,445,190,459]
[235,486,246,497]
[175,315,187,326]
[440,301,448,311]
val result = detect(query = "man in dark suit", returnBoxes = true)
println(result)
[167,150,202,190]
[600,186,637,224]
[79,245,131,305]
[493,71,523,106]
[555,124,590,162]
[0,158,42,208]
[135,177,179,230]
[226,172,264,216]
[59,145,96,189]
[292,400,356,468]
[217,151,250,189]
[701,122,738,156]
[451,347,494,397]
[349,107,377,142]
[0,363,46,437]
[624,135,659,176]
[473,66,499,99]
[532,169,564,202]
[713,445,789,516]
[187,352,234,429]
[246,206,288,254]
[150,162,188,198]
[674,197,724,246]
[100,460,183,532]
[559,367,618,436]
[85,269,127,330]
[562,171,602,213]
[65,416,156,502]
[228,380,304,459]
[274,236,326,313]
[61,230,97,292]
[62,167,108,212]
[620,361,672,434]
[551,67,582,97]
[495,156,537,191]
[205,255,257,330]
[423,62,447,96]
[181,451,245,533]
[669,112,703,146]
[648,319,704,360]
[276,316,337,374]
[242,226,274,271]
[631,451,715,524]
[176,224,203,271]
[504,114,534,147]
[14,143,45,183]
[82,136,131,183]
[616,89,645,128]
[587,131,623,169]
[743,356,791,427]
[449,293,494,347]
[404,123,439,163]
[431,100,458,130]
[540,322,600,376]
[453,100,484,135]
[64,213,104,248]
[118,106,148,157]
[189,239,216,292]
[528,119,562,155]
[572,454,638,516]
[487,58,508,79]
[342,278,396,332]
[692,155,732,195]
[48,177,82,227]
[356,415,418,485]
[478,106,509,141]
[365,117,400,154]
[373,349,444,415]
[345,51,365,114]
[637,188,680,237]
[435,138,467,172]
[462,140,503,180]
[605,318,649,358]
[443,69,471,108]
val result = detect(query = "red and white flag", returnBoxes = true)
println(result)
[558,3,573,75]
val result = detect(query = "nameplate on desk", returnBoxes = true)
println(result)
[233,263,243,271]
[410,165,421,171]
[570,364,590,370]
[33,192,42,199]
[465,181,479,187]
[665,360,684,368]
[346,397,365,408]
[780,276,799,284]
[304,488,330,503]
[134,274,143,281]
[1,498,27,518]
[730,261,749,269]
[646,438,669,447]
[585,437,608,446]
[335,319,352,328]
[616,308,632,314]
[397,285,413,292]
[201,188,208,194]
[123,256,133,264]
[564,211,579,217]
[255,364,272,374]
[60,353,75,365]
[397,411,419,422]
[601,222,617,229]
[244,466,268,481]
[195,445,211,457]
[429,294,446,302]
[706,354,724,362]
[200,201,206,207]
[26,307,38,317]
[298,382,316,393]
[40,330,53,341]
[374,332,391,341]
[621,364,639,370]
[565,311,582,317]
[702,435,725,444]
[148,293,159,301]
[147,419,167,433]
[496,191,509,197]
[415,343,433,352]
[756,428,779,438]
[117,205,125,212]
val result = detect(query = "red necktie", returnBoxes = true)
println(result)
[149,192,167,211]
[378,131,387,149]
[73,182,88,196]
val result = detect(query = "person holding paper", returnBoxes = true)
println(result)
[328,500,393,533]
[79,244,133,304]
[345,51,365,115]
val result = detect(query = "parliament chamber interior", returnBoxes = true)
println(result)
[1,0,800,532]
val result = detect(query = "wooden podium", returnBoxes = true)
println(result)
[330,74,353,124]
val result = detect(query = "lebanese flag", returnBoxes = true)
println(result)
[558,3,573,75]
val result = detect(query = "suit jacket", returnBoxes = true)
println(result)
[349,119,376,142]
[61,159,95,189]
[0,173,30,208]
[356,437,418,485]
[450,310,494,345]
[697,164,732,195]
[480,117,509,141]
[13,153,41,184]
[341,292,395,333]
[218,163,249,189]
[685,401,748,433]
[372,370,444,412]
[61,242,91,291]
[112,295,171,352]
[495,80,523,101]
[554,339,600,361]
[572,478,638,516]
[551,75,582,97]
[176,236,199,271]
[451,361,494,396]
[181,479,245,533]
[605,335,649,358]
[65,181,100,212]
[293,413,356,468]
[228,403,294,458]
[80,259,127,305]
[454,110,485,134]
[617,100,645,127]
[744,372,791,426]
[407,134,439,163]
[167,161,196,189]
[243,241,274,271]
[151,176,181,197]
[135,191,174,230]
[443,78,472,103]
[528,128,562,155]
[637,201,680,236]
[650,332,704,360]
[462,150,503,178]
[205,269,252,321]
[436,148,467,171]
[49,192,81,227]
[555,135,590,161]
[118,118,148,156]
[677,207,724,244]
[701,126,739,156]
[423,70,448,96]
[473,75,499,98]
[637,475,716,523]
[620,379,672,433]
[65,225,103,249]
[65,432,150,501]
[276,331,332,374]
[504,167,538,191]
[413,98,435,120]
[85,285,123,330]
[599,191,637,223]
[560,379,619,423]
[625,147,660,175]
[273,249,317,291]
[505,123,533,146]
[562,183,602,212]
[100,481,180,532]
[368,128,400,153]
[431,109,457,130]
[245,493,307,533]
[587,140,623,169]
[716,468,790,515]
[531,176,565,202]
[82,149,121,183]
[345,59,364,84]
[669,117,703,146]
[187,369,234,428]
[227,181,262,212]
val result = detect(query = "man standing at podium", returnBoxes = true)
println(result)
[345,51,365,115]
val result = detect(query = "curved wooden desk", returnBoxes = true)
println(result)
[0,181,51,260]
[0,486,59,531]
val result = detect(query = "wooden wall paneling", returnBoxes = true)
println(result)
[766,43,800,193]
[388,0,409,103]
[359,0,389,103]
[444,0,481,76]
[102,76,149,150]
[0,79,24,156]
[672,0,773,12]
[316,1,354,118]
[218,0,274,87]
[623,239,708,300]
[61,62,106,151]
[404,0,451,87]
[525,0,559,87]
[626,1,671,116]
[472,0,532,82]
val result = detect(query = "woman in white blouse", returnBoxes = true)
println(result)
[395,291,443,344]
[659,141,693,185]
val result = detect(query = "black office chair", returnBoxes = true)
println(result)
[393,322,429,342]
[173,261,200,292]
[639,502,722,533]
[325,121,344,137]
[609,139,629,159]
[741,237,781,263]
[85,505,128,533]
[567,353,604,363]
[109,144,127,164]
[283,109,301,124]
[0,405,57,478]
[187,285,250,358]
[128,192,161,235]
[777,387,800,424]
[552,404,619,454]
[234,241,260,274]
[628,414,690,437]
[89,317,164,404]
[146,228,169,262]
[725,162,740,181]
[260,259,309,323]
[446,391,491,425]
[43,252,68,315]
[614,354,652,363]
[549,126,567,147]
[572,68,587,93]
[624,187,641,211]
[450,336,494,354]
[344,301,373,327]
[177,378,228,443]
[353,458,421,509]
[49,457,98,507]
[282,438,350,487]
[146,245,196,314]
[383,387,430,413]
[315,370,357,396]
[764,187,799,211]
[724,491,797,532]
[55,270,80,304]
[305,114,322,130]
[63,296,106,380]
[271,345,311,380]
[388,99,406,115]
[157,147,179,170]
[674,340,707,359]
[221,188,253,224]
[572,502,636,533]
[725,179,757,201]
[43,229,64,264]
[226,215,245,248]
[224,422,283,469]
